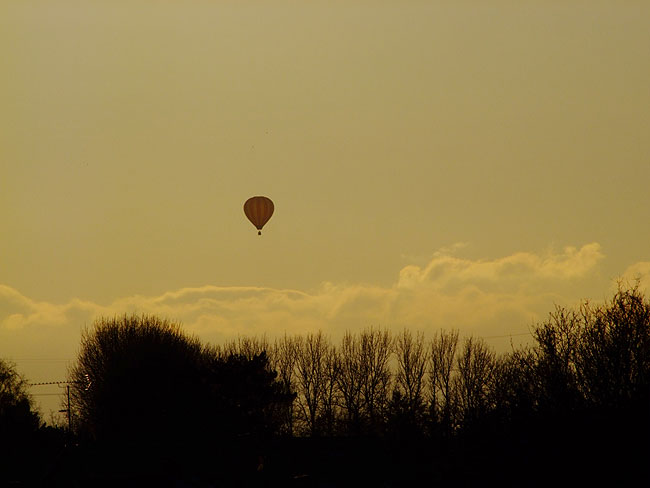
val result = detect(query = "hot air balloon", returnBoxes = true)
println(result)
[244,196,274,235]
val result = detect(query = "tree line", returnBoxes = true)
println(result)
[2,283,649,485]
[69,282,644,443]
[67,314,508,441]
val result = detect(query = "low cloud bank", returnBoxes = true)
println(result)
[1,243,616,351]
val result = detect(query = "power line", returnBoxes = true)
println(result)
[482,332,532,339]
[11,358,73,362]
[29,381,82,386]
[28,382,77,432]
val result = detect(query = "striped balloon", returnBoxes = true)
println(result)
[243,196,274,235]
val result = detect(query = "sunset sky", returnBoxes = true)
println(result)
[2,1,649,417]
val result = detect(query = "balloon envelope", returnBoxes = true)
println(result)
[243,196,274,235]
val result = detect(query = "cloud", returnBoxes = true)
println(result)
[1,243,608,350]
[0,285,104,331]
[391,243,605,330]
[397,243,604,291]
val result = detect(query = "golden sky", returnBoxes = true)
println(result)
[2,1,650,416]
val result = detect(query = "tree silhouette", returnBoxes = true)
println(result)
[69,315,292,450]
[320,342,340,436]
[456,336,497,426]
[270,334,298,435]
[576,283,650,411]
[201,349,295,440]
[0,358,40,437]
[429,329,459,437]
[525,283,650,424]
[394,329,427,416]
[0,358,42,482]
[482,283,650,484]
[388,329,427,439]
[68,314,205,447]
[295,332,328,436]
[53,285,650,485]
[336,331,365,434]
[358,327,392,434]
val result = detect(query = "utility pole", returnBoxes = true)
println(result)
[58,385,72,445]
[58,385,72,431]
[29,381,79,438]
[66,384,72,433]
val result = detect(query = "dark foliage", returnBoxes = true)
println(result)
[68,314,206,446]
[64,314,293,485]
[0,358,42,482]
[463,283,650,485]
[0,358,40,437]
[15,285,650,485]
[200,351,295,439]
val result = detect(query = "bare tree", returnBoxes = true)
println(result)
[222,335,270,359]
[455,336,497,425]
[221,339,238,358]
[533,305,582,406]
[320,344,341,436]
[359,327,392,433]
[490,347,539,421]
[295,331,328,436]
[336,331,364,434]
[575,283,650,409]
[270,333,298,435]
[429,329,459,434]
[394,329,428,412]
